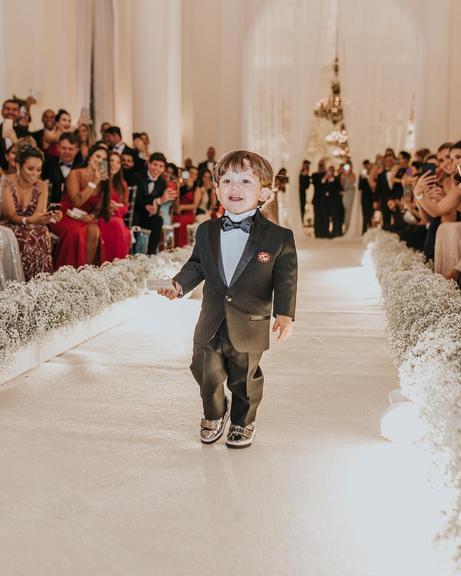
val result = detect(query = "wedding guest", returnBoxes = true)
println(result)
[75,123,93,164]
[100,122,112,146]
[0,168,25,285]
[121,152,138,186]
[132,132,149,170]
[104,126,136,159]
[391,151,411,199]
[375,154,399,230]
[181,157,193,179]
[50,144,110,269]
[41,109,73,157]
[414,141,461,279]
[1,145,61,280]
[339,160,356,232]
[132,152,176,254]
[2,144,17,176]
[42,132,80,203]
[198,146,217,177]
[32,109,56,150]
[299,160,311,222]
[0,99,21,169]
[173,166,199,247]
[312,159,328,238]
[97,151,131,261]
[194,169,217,223]
[323,166,343,237]
[359,160,375,234]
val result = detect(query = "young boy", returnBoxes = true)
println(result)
[158,150,298,448]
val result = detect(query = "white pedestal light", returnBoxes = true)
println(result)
[380,389,427,443]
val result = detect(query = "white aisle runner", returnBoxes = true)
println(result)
[0,239,456,576]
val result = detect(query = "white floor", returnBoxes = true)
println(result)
[0,239,457,576]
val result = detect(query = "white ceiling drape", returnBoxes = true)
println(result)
[243,0,333,240]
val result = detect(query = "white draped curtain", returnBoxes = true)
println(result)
[76,0,94,120]
[243,0,333,240]
[338,0,419,239]
[93,0,115,130]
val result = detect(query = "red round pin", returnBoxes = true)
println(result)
[257,251,271,263]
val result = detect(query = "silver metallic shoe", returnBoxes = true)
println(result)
[200,397,231,444]
[226,422,256,449]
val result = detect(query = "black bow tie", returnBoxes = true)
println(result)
[60,162,72,168]
[221,214,254,233]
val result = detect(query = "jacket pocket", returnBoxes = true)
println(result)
[249,314,271,321]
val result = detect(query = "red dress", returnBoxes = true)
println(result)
[98,184,131,261]
[173,188,195,247]
[50,190,103,270]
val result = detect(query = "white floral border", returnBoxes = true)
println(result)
[364,229,461,565]
[0,247,192,368]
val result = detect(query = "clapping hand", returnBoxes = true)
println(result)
[272,315,293,342]
[413,171,437,199]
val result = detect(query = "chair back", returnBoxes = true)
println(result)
[125,185,137,228]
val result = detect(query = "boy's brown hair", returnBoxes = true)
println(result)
[212,150,274,189]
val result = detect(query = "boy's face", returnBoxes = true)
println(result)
[217,168,266,214]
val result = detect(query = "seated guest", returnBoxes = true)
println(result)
[50,144,110,269]
[121,152,138,186]
[42,132,80,203]
[41,109,73,158]
[97,151,131,261]
[132,132,149,169]
[32,109,56,150]
[0,99,21,170]
[1,143,17,176]
[0,175,25,286]
[173,166,199,246]
[132,152,177,254]
[414,140,461,278]
[1,145,62,280]
[105,126,136,158]
[75,123,93,165]
[194,169,217,223]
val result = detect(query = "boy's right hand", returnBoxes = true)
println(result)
[158,280,182,300]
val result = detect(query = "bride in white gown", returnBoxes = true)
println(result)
[0,175,25,288]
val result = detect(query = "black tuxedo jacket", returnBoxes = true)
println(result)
[174,211,297,353]
[197,160,216,177]
[132,169,167,227]
[42,156,79,203]
[375,170,402,205]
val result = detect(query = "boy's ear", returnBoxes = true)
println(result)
[258,187,271,202]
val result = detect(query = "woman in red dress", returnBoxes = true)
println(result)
[173,166,199,247]
[50,145,110,269]
[1,145,63,280]
[97,151,131,261]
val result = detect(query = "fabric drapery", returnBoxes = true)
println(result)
[243,0,332,240]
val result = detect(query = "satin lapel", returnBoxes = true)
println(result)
[209,219,227,287]
[229,211,270,288]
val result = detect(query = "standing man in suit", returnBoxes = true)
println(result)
[132,152,177,254]
[312,159,328,237]
[375,154,398,230]
[158,150,298,449]
[42,132,80,203]
[197,146,217,179]
[299,159,311,224]
[32,109,56,150]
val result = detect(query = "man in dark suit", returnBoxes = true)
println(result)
[159,150,297,449]
[311,159,328,237]
[197,146,217,178]
[375,154,400,230]
[42,132,80,204]
[32,109,56,150]
[299,159,311,223]
[132,152,177,254]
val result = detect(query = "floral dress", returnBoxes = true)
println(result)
[4,178,53,281]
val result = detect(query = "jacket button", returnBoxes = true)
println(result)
[225,294,232,302]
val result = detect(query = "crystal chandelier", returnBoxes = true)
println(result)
[314,58,343,126]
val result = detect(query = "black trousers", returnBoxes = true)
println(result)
[313,199,328,237]
[190,321,264,427]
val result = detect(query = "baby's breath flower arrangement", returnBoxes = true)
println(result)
[0,247,192,367]
[365,230,461,565]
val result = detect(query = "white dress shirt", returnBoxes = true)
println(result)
[220,208,257,286]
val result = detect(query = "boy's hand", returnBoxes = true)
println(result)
[158,280,181,300]
[272,315,293,342]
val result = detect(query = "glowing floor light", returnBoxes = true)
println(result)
[380,389,427,444]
